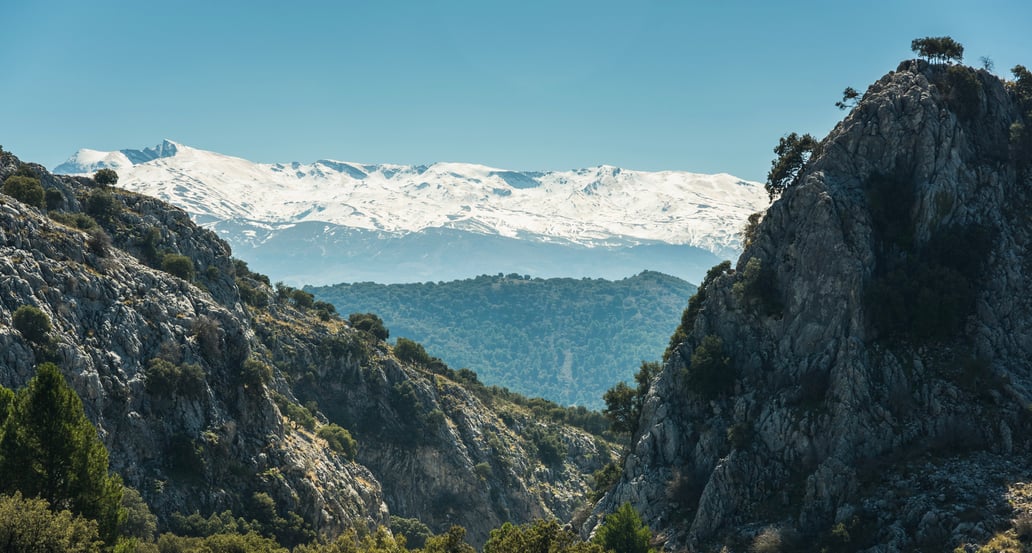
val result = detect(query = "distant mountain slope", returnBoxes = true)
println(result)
[55,141,766,284]
[308,271,696,408]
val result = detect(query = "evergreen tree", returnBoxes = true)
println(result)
[593,502,654,553]
[765,132,818,201]
[911,36,964,65]
[422,525,475,553]
[0,363,124,544]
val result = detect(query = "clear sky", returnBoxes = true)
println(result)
[2,0,1030,182]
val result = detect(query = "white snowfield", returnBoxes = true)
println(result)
[55,140,768,259]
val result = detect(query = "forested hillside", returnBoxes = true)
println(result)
[308,272,696,408]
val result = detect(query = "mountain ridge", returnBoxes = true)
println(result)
[54,141,766,285]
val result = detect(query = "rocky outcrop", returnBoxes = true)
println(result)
[0,153,390,538]
[0,151,615,546]
[591,61,1032,551]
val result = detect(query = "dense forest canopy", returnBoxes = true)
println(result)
[307,271,696,409]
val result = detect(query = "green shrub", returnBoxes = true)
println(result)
[84,190,120,224]
[93,168,119,187]
[394,337,433,366]
[87,227,112,257]
[733,257,782,316]
[665,261,731,362]
[161,254,196,281]
[12,305,51,344]
[236,279,268,308]
[239,358,272,388]
[290,289,314,309]
[44,188,64,210]
[0,492,102,553]
[684,335,735,400]
[525,425,566,467]
[591,462,622,501]
[271,393,316,430]
[49,211,99,231]
[390,516,432,549]
[144,358,206,398]
[317,423,358,459]
[2,175,44,208]
[349,312,389,341]
[942,65,983,121]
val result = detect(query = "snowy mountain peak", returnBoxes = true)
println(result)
[54,141,769,283]
[53,139,182,174]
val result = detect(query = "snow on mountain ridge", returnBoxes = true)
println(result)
[54,142,768,258]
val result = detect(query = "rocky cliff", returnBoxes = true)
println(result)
[591,60,1032,551]
[0,151,614,546]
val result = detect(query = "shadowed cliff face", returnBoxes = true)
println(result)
[0,151,616,546]
[592,61,1032,551]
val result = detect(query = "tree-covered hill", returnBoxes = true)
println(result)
[307,271,696,409]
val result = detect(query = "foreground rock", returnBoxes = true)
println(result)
[590,60,1032,551]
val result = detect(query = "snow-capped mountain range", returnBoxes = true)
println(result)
[55,140,767,285]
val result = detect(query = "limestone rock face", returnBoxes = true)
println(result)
[0,155,390,536]
[590,61,1032,551]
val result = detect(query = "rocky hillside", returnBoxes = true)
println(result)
[0,151,616,546]
[590,60,1032,551]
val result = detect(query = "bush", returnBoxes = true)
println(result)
[394,337,433,366]
[865,224,992,342]
[49,211,99,231]
[733,257,782,316]
[236,279,268,308]
[239,358,272,388]
[144,358,206,398]
[93,169,118,187]
[290,289,314,309]
[12,305,51,344]
[0,492,103,552]
[942,65,983,121]
[191,317,221,361]
[271,393,316,430]
[349,312,389,341]
[84,190,120,224]
[45,188,64,210]
[685,335,735,400]
[390,516,432,549]
[87,227,112,257]
[591,462,622,501]
[161,254,196,281]
[2,175,44,208]
[317,424,358,459]
[525,425,566,467]
[664,261,731,362]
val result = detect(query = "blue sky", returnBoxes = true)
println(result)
[2,0,1030,181]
